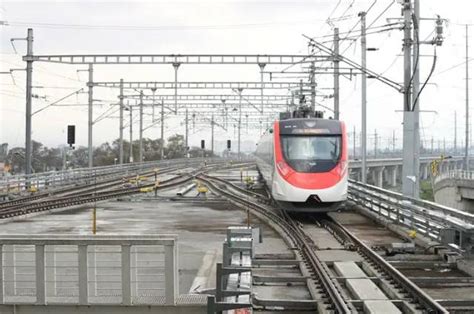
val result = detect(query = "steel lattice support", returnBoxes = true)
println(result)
[28,54,329,65]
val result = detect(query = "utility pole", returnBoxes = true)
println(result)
[353,126,356,159]
[160,99,165,159]
[25,28,33,179]
[431,137,434,155]
[443,137,446,153]
[238,88,243,159]
[392,130,396,153]
[359,11,367,183]
[310,61,316,112]
[173,63,180,114]
[334,27,340,120]
[129,101,133,162]
[401,0,419,197]
[374,129,378,159]
[139,91,143,163]
[119,78,124,165]
[221,99,227,130]
[88,63,94,168]
[412,0,421,191]
[465,25,470,170]
[454,111,457,155]
[259,63,265,113]
[185,108,189,153]
[151,88,157,122]
[211,114,215,156]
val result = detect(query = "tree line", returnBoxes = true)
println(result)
[2,134,215,174]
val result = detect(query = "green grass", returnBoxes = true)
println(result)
[420,180,434,201]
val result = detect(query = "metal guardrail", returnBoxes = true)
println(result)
[207,226,254,313]
[348,180,474,249]
[0,157,222,194]
[433,170,474,185]
[0,234,178,306]
[348,156,465,168]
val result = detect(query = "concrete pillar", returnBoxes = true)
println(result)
[421,164,427,180]
[419,164,424,180]
[370,168,376,185]
[376,167,384,187]
[390,166,398,187]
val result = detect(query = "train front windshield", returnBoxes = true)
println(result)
[281,135,341,173]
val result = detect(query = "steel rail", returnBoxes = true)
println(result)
[331,220,449,314]
[0,161,253,219]
[0,173,193,219]
[0,166,180,212]
[198,174,351,313]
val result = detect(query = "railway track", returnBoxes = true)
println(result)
[198,174,449,313]
[198,173,350,313]
[0,165,179,209]
[0,160,254,219]
[0,171,192,219]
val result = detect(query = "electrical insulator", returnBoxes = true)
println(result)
[435,15,444,46]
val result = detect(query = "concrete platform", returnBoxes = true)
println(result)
[316,250,364,262]
[329,211,404,247]
[364,300,402,314]
[302,225,344,250]
[333,261,366,278]
[0,199,249,294]
[346,279,388,300]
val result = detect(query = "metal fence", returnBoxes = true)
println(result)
[0,234,178,305]
[348,180,474,249]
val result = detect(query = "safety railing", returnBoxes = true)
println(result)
[348,156,464,168]
[207,226,255,313]
[433,170,474,185]
[0,234,178,306]
[348,180,474,246]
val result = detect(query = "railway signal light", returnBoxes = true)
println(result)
[201,140,205,149]
[227,140,231,150]
[67,125,75,147]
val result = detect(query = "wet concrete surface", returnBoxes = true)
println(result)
[0,179,310,304]
[0,190,250,294]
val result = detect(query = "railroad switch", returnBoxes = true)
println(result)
[244,176,254,188]
[196,182,208,197]
[386,242,416,256]
[197,185,208,193]
[139,187,154,193]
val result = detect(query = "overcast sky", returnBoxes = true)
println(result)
[0,0,473,153]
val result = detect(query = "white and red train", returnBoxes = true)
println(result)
[256,117,348,212]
